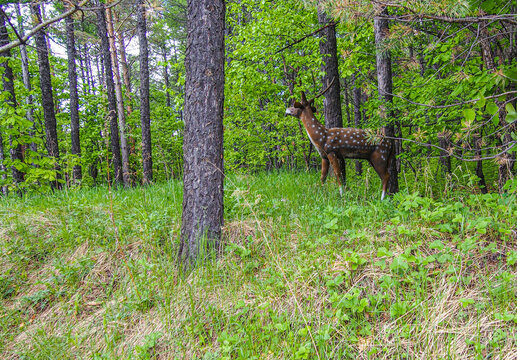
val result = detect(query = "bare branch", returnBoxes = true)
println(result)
[275,21,338,54]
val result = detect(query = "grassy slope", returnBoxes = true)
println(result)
[0,170,516,359]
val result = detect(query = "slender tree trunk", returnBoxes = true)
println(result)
[477,23,515,191]
[474,134,488,194]
[136,0,153,184]
[352,73,363,176]
[65,15,82,183]
[374,7,399,195]
[179,0,225,270]
[95,1,123,184]
[112,10,136,164]
[31,3,62,190]
[0,7,24,189]
[15,3,37,159]
[106,5,131,186]
[112,10,133,113]
[84,44,93,93]
[162,46,171,108]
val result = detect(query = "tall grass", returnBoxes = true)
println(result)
[0,168,516,359]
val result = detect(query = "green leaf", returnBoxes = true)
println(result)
[475,96,485,109]
[505,103,516,115]
[486,102,498,115]
[463,108,475,122]
[429,239,444,251]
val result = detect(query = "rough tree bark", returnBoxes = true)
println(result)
[31,3,62,190]
[65,14,82,183]
[179,0,225,270]
[95,1,123,184]
[106,5,131,186]
[374,6,399,195]
[0,7,24,189]
[136,0,153,184]
[317,7,345,185]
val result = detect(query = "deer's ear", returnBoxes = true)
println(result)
[311,106,317,113]
[293,101,302,108]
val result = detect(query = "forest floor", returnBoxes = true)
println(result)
[1,170,516,359]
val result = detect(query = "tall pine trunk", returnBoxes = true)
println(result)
[106,5,131,186]
[179,0,225,270]
[136,0,153,184]
[65,15,82,183]
[31,3,62,190]
[95,1,123,184]
[374,7,399,195]
[317,7,345,185]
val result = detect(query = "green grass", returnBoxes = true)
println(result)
[0,169,516,359]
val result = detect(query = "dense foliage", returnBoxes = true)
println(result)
[0,0,515,194]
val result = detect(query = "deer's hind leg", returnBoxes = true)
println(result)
[370,152,390,200]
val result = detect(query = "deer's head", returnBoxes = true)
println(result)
[285,91,317,118]
[285,78,334,118]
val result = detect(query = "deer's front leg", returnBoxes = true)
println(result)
[327,152,344,196]
[320,158,329,185]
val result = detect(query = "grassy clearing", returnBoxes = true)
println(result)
[0,169,516,359]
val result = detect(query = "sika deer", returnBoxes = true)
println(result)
[285,83,393,199]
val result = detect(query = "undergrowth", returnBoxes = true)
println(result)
[0,168,516,359]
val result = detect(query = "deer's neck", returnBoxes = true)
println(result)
[300,112,327,154]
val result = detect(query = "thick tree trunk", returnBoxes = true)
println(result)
[0,8,24,188]
[352,73,363,176]
[65,15,82,183]
[31,3,62,190]
[95,1,123,184]
[106,6,131,186]
[317,7,345,185]
[317,9,342,128]
[136,0,153,184]
[179,0,225,270]
[374,7,399,195]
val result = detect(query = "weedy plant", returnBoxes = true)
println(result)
[0,168,516,359]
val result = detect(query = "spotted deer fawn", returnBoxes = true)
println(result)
[285,81,394,200]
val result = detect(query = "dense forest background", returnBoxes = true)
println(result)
[0,0,515,196]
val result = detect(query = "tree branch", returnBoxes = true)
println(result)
[275,21,338,54]
[0,0,89,53]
